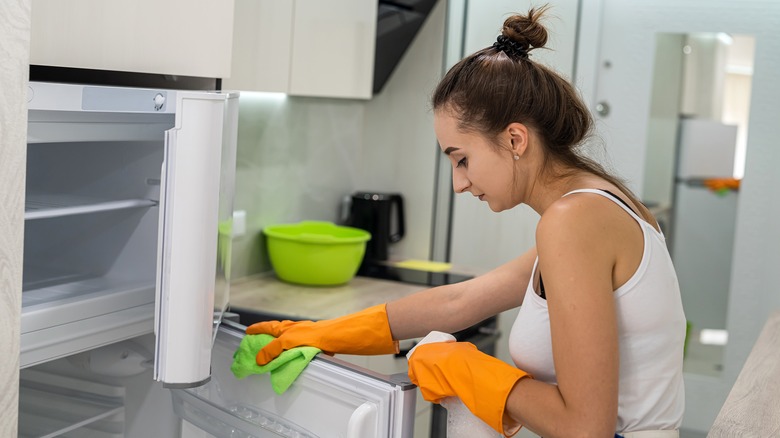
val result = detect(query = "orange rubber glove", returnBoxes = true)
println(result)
[245,304,399,365]
[407,341,531,437]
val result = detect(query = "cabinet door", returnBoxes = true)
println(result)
[222,0,293,93]
[30,0,234,79]
[289,0,377,99]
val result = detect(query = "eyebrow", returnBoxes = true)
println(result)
[443,147,460,155]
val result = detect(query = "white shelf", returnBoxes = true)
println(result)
[20,274,156,368]
[18,382,123,438]
[21,302,155,368]
[22,275,155,330]
[25,194,157,220]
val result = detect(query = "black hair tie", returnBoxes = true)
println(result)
[493,35,529,59]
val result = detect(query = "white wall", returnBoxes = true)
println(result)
[0,0,30,435]
[229,94,368,276]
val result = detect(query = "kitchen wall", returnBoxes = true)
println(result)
[229,1,446,279]
[0,0,29,435]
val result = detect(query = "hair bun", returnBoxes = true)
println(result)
[501,5,550,53]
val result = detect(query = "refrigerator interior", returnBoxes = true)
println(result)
[22,107,173,368]
[19,334,179,438]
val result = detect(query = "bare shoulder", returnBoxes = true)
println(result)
[536,193,618,242]
[536,190,647,281]
[536,192,634,266]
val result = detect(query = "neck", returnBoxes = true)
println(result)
[524,168,596,215]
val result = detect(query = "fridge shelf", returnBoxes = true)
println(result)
[22,274,155,324]
[20,274,155,368]
[59,414,124,438]
[18,380,124,438]
[25,194,157,220]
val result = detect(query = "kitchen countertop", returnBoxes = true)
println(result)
[709,309,780,437]
[229,273,428,321]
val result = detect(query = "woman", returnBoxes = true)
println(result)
[247,6,686,437]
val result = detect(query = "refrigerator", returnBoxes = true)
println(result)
[20,81,416,437]
[670,117,740,334]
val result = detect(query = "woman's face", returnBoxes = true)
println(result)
[434,111,519,212]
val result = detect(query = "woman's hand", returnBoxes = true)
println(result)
[245,304,399,365]
[407,341,530,436]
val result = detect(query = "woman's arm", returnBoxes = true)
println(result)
[503,199,621,438]
[386,246,536,340]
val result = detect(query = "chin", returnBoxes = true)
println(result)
[486,202,506,213]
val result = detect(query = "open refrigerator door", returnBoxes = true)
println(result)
[154,90,239,388]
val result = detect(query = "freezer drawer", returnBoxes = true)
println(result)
[173,322,417,438]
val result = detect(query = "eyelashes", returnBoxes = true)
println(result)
[456,157,467,168]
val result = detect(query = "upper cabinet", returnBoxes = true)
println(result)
[29,0,235,79]
[224,0,377,100]
[30,0,390,99]
[224,0,293,93]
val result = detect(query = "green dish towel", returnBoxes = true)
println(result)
[231,334,321,394]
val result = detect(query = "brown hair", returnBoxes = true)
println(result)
[433,5,646,212]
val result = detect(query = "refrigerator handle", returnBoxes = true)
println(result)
[347,402,379,438]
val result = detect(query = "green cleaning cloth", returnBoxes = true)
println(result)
[231,333,321,394]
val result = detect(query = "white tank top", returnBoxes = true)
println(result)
[508,189,686,433]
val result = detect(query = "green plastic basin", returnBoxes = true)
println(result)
[263,221,371,286]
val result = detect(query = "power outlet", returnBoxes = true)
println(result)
[232,210,246,238]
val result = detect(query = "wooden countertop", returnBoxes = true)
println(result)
[709,309,780,437]
[229,273,427,321]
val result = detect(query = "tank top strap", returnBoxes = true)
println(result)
[562,188,646,228]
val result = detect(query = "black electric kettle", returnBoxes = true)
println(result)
[347,192,405,263]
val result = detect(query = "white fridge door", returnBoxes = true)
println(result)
[172,322,417,438]
[154,90,239,387]
[677,118,738,179]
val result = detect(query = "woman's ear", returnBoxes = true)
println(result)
[507,122,530,157]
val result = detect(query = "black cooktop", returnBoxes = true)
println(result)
[356,263,473,287]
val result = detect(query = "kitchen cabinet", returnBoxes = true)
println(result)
[29,0,234,79]
[224,0,293,93]
[225,0,377,99]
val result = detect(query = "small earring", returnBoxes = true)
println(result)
[513,154,520,161]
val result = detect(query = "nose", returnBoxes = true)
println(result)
[452,169,470,193]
